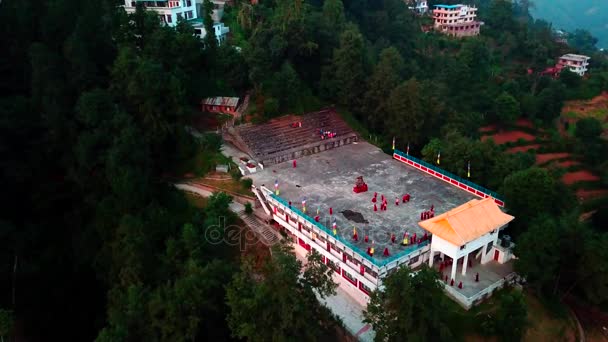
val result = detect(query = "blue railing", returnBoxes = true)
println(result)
[270,194,429,268]
[393,149,503,201]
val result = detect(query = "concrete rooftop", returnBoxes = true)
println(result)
[248,141,476,263]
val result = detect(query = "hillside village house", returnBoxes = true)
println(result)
[122,0,229,44]
[433,4,482,37]
[558,54,591,76]
[406,0,428,14]
[201,96,240,115]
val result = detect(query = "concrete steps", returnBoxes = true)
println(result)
[238,211,280,246]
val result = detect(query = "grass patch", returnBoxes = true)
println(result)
[183,192,209,209]
[177,148,233,177]
[197,177,254,197]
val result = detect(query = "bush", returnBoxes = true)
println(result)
[244,202,253,214]
[241,178,253,189]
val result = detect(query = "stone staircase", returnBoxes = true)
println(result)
[238,211,280,246]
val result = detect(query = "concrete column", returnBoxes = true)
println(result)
[481,244,488,264]
[440,252,445,261]
[462,253,469,276]
[429,249,435,267]
[450,257,457,281]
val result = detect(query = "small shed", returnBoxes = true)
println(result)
[201,97,240,115]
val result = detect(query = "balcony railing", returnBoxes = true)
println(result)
[393,149,504,202]
[269,193,430,268]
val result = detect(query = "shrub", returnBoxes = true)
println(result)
[244,202,253,214]
[241,178,253,189]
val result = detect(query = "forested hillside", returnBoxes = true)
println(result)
[1,0,608,341]
[531,0,608,49]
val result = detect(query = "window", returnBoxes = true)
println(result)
[327,259,340,273]
[131,1,136,6]
[166,14,172,23]
[187,0,192,6]
[359,282,372,294]
[177,12,183,20]
[342,269,357,285]
[186,10,193,19]
[409,256,419,265]
[486,241,493,253]
[460,244,467,250]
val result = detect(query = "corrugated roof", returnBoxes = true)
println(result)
[418,198,514,246]
[201,97,240,107]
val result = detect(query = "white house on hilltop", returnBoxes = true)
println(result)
[123,0,230,45]
[558,54,591,76]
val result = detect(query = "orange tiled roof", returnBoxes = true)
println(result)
[418,198,514,246]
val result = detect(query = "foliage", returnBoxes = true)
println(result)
[244,202,253,214]
[364,266,454,342]
[0,309,14,342]
[226,243,338,341]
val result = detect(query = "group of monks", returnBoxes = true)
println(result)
[371,192,411,212]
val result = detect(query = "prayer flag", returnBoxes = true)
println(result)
[392,137,395,150]
[437,150,441,165]
[467,161,471,178]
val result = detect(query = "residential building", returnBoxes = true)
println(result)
[248,139,517,310]
[201,96,240,114]
[190,19,230,45]
[558,54,591,76]
[432,4,482,37]
[123,0,198,26]
[122,1,230,45]
[406,0,428,14]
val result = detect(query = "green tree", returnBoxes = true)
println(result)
[226,244,338,341]
[325,25,366,107]
[322,0,346,32]
[485,291,528,342]
[514,216,562,294]
[575,117,602,141]
[494,91,520,126]
[386,79,443,146]
[0,309,14,342]
[203,0,218,51]
[502,168,573,237]
[363,47,404,132]
[364,266,454,342]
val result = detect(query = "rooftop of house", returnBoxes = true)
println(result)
[560,54,591,61]
[418,198,514,247]
[435,4,466,9]
[202,96,239,107]
[247,141,477,264]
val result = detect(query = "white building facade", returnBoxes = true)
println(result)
[123,0,198,26]
[256,186,515,308]
[558,54,591,76]
[407,0,428,14]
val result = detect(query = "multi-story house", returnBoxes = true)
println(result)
[432,4,482,37]
[558,54,591,76]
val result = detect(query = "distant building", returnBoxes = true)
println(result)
[123,0,198,26]
[558,54,590,76]
[190,19,230,45]
[123,0,229,45]
[406,0,428,14]
[432,4,482,38]
[201,96,240,115]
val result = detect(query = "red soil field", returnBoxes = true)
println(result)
[481,131,535,144]
[576,189,608,201]
[562,170,600,185]
[515,118,534,128]
[535,153,571,165]
[506,144,539,153]
[479,125,497,133]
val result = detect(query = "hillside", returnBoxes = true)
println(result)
[531,0,608,49]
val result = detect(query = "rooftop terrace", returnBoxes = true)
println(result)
[248,142,476,263]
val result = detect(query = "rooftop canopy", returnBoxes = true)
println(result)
[434,4,465,9]
[418,198,514,246]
